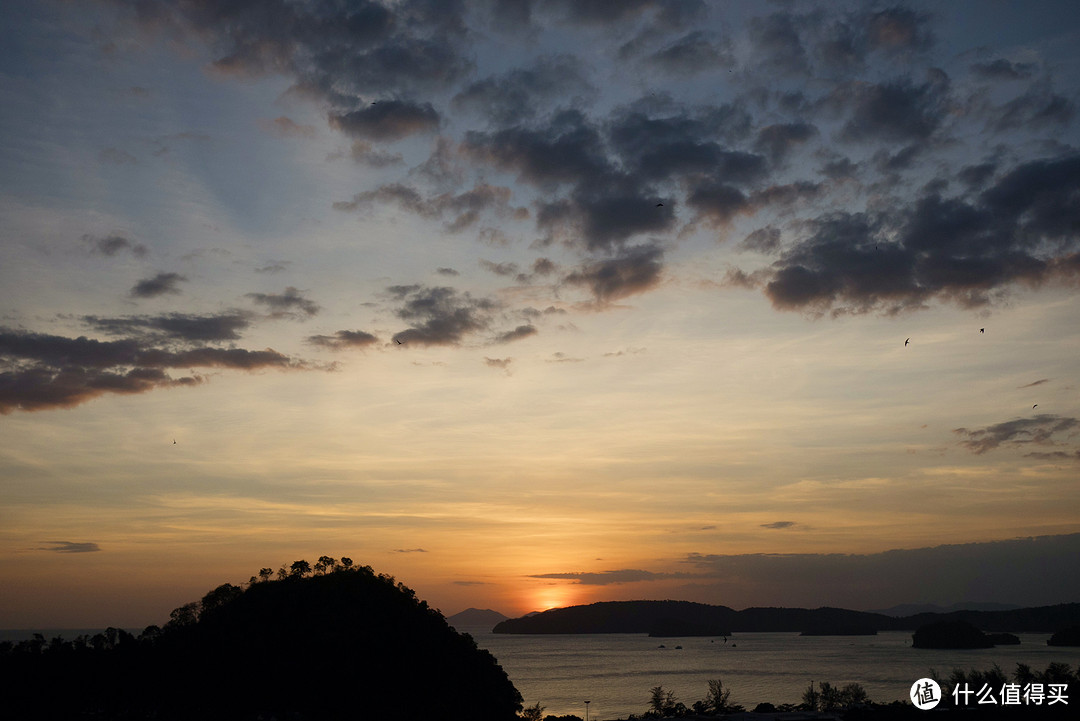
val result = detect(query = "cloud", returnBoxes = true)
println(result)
[452,54,594,125]
[954,415,1079,455]
[748,12,809,76]
[1024,450,1080,462]
[116,0,473,105]
[389,285,498,346]
[462,109,610,190]
[761,521,796,529]
[258,116,317,138]
[479,260,519,278]
[990,87,1075,133]
[680,534,1080,609]
[335,183,523,233]
[82,233,147,258]
[245,287,320,317]
[970,58,1036,81]
[329,100,440,141]
[493,325,536,343]
[645,31,733,75]
[758,154,1080,314]
[522,538,1080,609]
[864,6,933,52]
[130,272,187,299]
[754,122,818,164]
[393,548,428,553]
[530,569,691,585]
[82,312,254,342]
[307,330,379,350]
[484,357,512,370]
[0,328,304,413]
[38,541,101,553]
[562,244,664,304]
[835,76,950,143]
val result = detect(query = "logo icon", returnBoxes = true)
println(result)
[911,678,941,710]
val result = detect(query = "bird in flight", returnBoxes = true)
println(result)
[173,439,176,445]
[655,202,664,207]
[1033,404,1038,409]
[905,338,910,346]
[395,339,403,345]
[980,328,985,333]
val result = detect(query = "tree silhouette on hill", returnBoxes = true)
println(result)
[1,559,523,720]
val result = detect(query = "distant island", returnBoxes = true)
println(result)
[492,599,1080,638]
[447,608,510,630]
[912,620,1009,649]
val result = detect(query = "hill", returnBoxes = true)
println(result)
[2,561,522,720]
[869,601,1023,617]
[447,608,509,629]
[493,600,1080,635]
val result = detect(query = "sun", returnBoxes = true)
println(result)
[533,584,580,612]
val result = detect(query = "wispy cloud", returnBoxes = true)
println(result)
[954,415,1079,455]
[38,541,101,553]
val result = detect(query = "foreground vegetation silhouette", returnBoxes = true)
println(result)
[629,663,1078,719]
[1,558,522,720]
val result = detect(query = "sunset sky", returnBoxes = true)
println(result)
[2,0,1079,629]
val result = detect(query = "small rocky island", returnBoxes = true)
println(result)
[1048,626,1080,646]
[912,619,1018,649]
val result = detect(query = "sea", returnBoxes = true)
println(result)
[460,628,1078,720]
[5,628,1076,720]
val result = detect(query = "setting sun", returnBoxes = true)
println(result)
[532,584,583,613]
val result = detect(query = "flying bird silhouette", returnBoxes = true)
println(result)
[173,439,176,444]
[905,338,910,346]
[980,328,985,333]
[655,202,663,207]
[1033,404,1038,409]
[395,339,402,345]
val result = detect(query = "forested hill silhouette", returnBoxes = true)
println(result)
[492,599,1080,635]
[1,559,523,720]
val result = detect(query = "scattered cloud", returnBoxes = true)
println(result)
[761,521,796,529]
[307,330,379,350]
[82,312,254,342]
[452,54,594,125]
[130,272,187,299]
[245,287,320,318]
[492,325,536,344]
[330,100,440,141]
[389,285,498,346]
[82,233,147,258]
[562,244,665,304]
[954,415,1079,455]
[0,327,305,413]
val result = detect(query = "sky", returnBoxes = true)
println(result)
[1,0,1079,629]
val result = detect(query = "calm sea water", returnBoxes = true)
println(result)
[462,628,1078,721]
